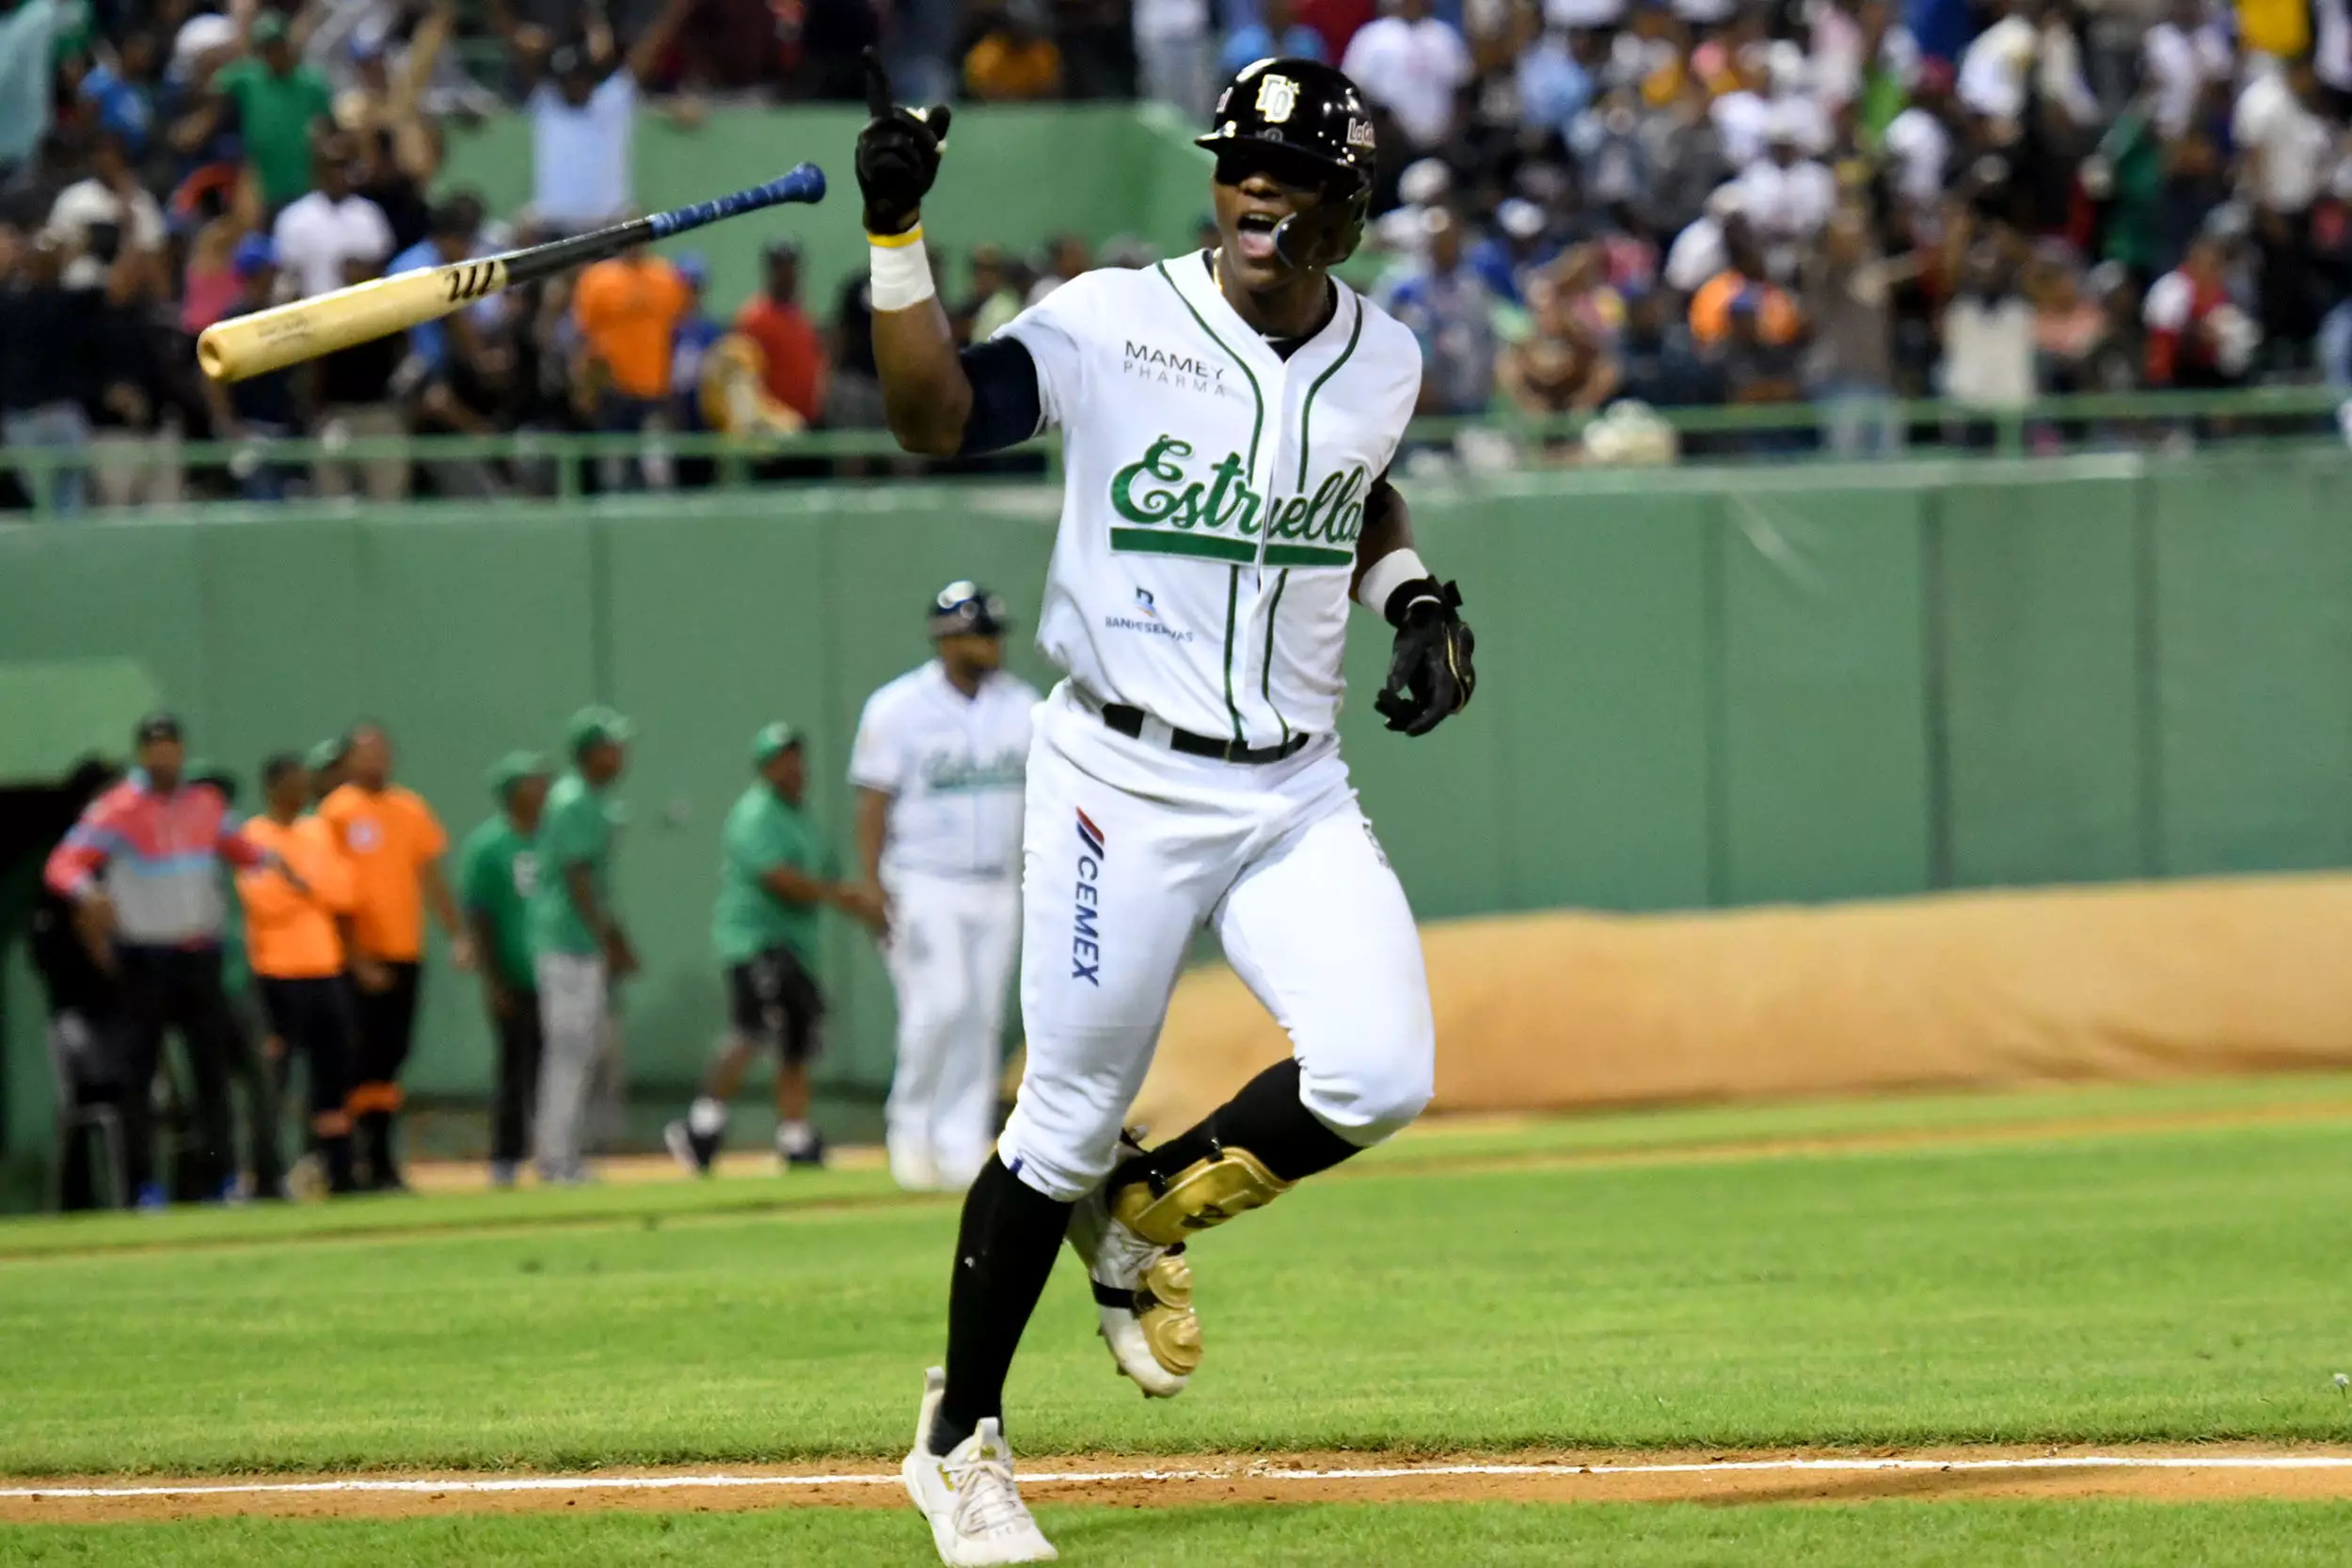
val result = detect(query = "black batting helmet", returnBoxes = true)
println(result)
[930,580,1009,638]
[1196,58,1376,267]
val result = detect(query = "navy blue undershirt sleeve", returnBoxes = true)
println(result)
[956,338,1045,457]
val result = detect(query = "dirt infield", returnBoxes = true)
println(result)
[11,1447,2352,1524]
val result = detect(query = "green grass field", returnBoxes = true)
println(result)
[7,1074,2352,1564]
[14,1502,2352,1568]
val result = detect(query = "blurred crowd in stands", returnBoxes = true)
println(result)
[4,0,2352,508]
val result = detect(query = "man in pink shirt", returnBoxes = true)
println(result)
[44,713,282,1207]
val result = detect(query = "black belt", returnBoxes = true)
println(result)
[1100,704,1311,765]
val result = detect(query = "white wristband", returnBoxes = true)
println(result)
[868,228,936,312]
[1357,548,1431,618]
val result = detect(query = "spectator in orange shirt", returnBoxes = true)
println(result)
[964,1,1065,101]
[572,240,691,487]
[1689,267,1803,350]
[733,238,829,427]
[236,754,363,1196]
[318,721,469,1191]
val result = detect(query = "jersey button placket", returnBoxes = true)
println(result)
[1242,350,1289,743]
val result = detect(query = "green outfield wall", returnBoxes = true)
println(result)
[3,451,2349,1139]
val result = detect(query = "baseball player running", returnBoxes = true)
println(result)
[850,583,1039,1194]
[858,54,1477,1566]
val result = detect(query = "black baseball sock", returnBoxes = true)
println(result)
[1110,1057,1361,1193]
[1115,1053,1374,1189]
[930,1155,1074,1455]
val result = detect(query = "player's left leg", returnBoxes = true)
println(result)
[667,957,771,1176]
[929,877,1021,1192]
[532,953,607,1185]
[770,947,827,1167]
[1089,801,1434,1344]
[352,960,422,1191]
[298,977,359,1196]
[489,991,542,1188]
[884,880,973,1192]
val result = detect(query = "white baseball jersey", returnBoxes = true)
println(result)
[850,660,1039,879]
[996,252,1422,749]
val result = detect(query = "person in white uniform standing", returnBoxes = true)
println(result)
[851,582,1039,1194]
[855,52,1479,1566]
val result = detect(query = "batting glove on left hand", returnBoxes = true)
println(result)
[1372,579,1476,737]
[857,49,951,237]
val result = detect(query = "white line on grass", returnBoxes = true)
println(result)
[9,1454,2352,1500]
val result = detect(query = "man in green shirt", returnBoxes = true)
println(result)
[665,722,880,1176]
[207,12,332,211]
[459,752,552,1189]
[531,706,636,1185]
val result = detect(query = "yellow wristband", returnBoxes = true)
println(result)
[866,224,925,249]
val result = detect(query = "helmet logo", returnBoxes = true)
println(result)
[1255,74,1300,123]
[1346,118,1375,150]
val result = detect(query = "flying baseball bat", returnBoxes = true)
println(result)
[196,163,828,384]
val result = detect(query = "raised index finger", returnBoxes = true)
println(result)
[863,47,896,120]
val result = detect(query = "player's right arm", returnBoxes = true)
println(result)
[858,52,1051,460]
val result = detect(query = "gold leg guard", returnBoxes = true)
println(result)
[1109,1148,1295,1248]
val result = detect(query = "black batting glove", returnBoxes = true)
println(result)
[1372,579,1476,737]
[857,49,952,237]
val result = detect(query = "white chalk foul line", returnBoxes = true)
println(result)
[8,1454,2352,1501]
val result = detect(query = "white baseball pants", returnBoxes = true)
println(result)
[883,869,1021,1192]
[997,685,1436,1202]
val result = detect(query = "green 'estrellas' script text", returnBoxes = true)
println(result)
[1109,435,1366,568]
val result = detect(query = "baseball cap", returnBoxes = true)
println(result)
[486,750,553,797]
[134,712,183,746]
[930,580,1009,638]
[752,721,803,765]
[763,236,803,263]
[232,232,276,277]
[565,705,635,753]
[250,11,290,45]
[306,736,349,773]
[675,250,709,290]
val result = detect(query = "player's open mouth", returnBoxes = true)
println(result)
[1234,212,1283,263]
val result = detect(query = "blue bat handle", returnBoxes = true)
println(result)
[645,163,826,239]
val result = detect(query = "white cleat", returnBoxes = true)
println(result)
[901,1367,1058,1566]
[1067,1142,1200,1400]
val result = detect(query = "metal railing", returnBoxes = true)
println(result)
[3,386,2346,521]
